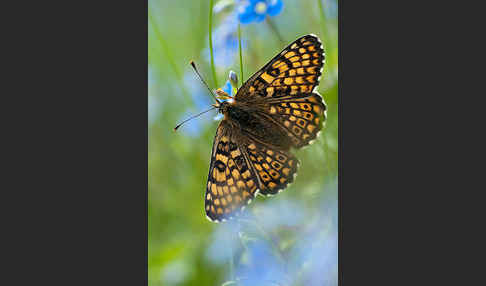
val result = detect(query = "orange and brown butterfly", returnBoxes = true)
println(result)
[204,34,326,222]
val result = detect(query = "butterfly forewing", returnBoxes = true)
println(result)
[236,34,325,101]
[205,121,259,222]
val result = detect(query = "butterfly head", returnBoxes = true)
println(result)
[213,100,230,115]
[213,87,235,117]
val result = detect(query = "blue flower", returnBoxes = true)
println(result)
[222,80,234,96]
[237,0,284,24]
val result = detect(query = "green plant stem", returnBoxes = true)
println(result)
[238,23,244,87]
[209,0,218,88]
[317,0,328,41]
[317,0,333,65]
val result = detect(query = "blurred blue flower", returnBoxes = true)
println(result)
[205,179,338,286]
[237,0,284,24]
[205,14,247,68]
[237,241,286,286]
[205,220,241,264]
[222,80,234,96]
[256,199,308,231]
[288,196,338,286]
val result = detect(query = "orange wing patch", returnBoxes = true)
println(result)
[205,123,259,222]
[267,92,326,148]
[246,142,299,196]
[235,35,325,101]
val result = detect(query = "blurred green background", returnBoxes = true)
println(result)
[149,0,338,285]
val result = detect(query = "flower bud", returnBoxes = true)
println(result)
[229,70,238,89]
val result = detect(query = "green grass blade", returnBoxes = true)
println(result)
[238,23,244,87]
[209,0,218,88]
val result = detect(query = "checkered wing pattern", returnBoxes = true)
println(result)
[236,34,325,101]
[265,92,326,148]
[205,122,259,222]
[201,35,328,222]
[246,141,299,196]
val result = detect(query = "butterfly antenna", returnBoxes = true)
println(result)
[174,106,218,132]
[190,61,221,104]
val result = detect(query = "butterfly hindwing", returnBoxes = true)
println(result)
[205,121,259,222]
[236,34,325,101]
[265,92,326,148]
[245,141,299,196]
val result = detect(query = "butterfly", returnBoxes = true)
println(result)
[205,34,326,222]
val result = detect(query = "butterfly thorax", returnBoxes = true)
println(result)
[218,101,293,150]
[219,101,251,122]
